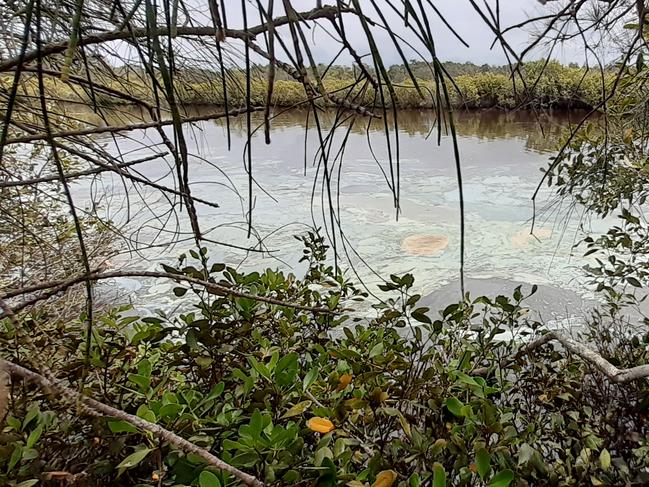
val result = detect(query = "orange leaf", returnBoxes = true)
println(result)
[307,417,335,433]
[336,373,353,391]
[371,470,397,487]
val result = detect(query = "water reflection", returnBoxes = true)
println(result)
[190,107,588,153]
[76,104,589,154]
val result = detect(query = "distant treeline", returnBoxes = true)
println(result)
[7,60,611,110]
[170,60,610,109]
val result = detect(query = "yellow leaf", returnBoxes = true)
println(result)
[307,417,335,434]
[371,470,397,487]
[281,400,312,419]
[336,373,353,391]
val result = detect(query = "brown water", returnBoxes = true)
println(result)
[73,107,607,321]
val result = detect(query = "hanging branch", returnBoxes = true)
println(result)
[0,5,349,72]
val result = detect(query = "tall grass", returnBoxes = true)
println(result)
[2,61,613,110]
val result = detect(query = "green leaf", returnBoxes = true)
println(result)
[445,397,465,417]
[16,480,39,487]
[517,443,535,466]
[173,287,187,297]
[230,452,259,467]
[627,277,642,287]
[599,449,611,470]
[282,400,312,419]
[249,410,263,438]
[275,353,299,387]
[247,356,271,380]
[409,473,421,487]
[128,373,150,391]
[26,424,43,449]
[199,470,222,487]
[476,448,491,479]
[303,367,319,392]
[138,359,152,377]
[108,420,138,433]
[116,448,152,471]
[159,403,184,419]
[21,448,38,461]
[411,307,432,324]
[22,407,39,430]
[186,329,199,350]
[136,404,156,423]
[8,445,22,470]
[433,463,446,487]
[489,469,514,487]
[369,342,384,358]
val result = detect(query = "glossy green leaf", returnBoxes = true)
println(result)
[476,448,491,479]
[199,470,221,487]
[489,469,514,487]
[116,448,152,470]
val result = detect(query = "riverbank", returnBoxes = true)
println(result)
[4,61,612,111]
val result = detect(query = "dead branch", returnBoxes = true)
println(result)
[0,5,348,73]
[2,270,341,316]
[0,152,166,188]
[3,106,262,145]
[474,331,649,383]
[0,359,264,487]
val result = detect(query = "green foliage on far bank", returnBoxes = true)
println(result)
[128,60,614,109]
[3,61,613,110]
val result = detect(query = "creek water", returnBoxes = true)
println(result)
[76,107,609,322]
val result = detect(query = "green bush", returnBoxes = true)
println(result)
[2,232,647,486]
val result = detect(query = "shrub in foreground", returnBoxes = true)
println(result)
[1,233,648,486]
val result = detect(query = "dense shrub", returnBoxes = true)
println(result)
[2,232,647,486]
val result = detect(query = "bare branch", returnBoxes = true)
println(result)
[0,5,349,73]
[475,331,649,383]
[2,270,342,316]
[0,359,264,487]
[4,106,262,145]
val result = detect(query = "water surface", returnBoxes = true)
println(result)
[78,108,607,320]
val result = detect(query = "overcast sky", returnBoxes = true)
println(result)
[214,0,597,66]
